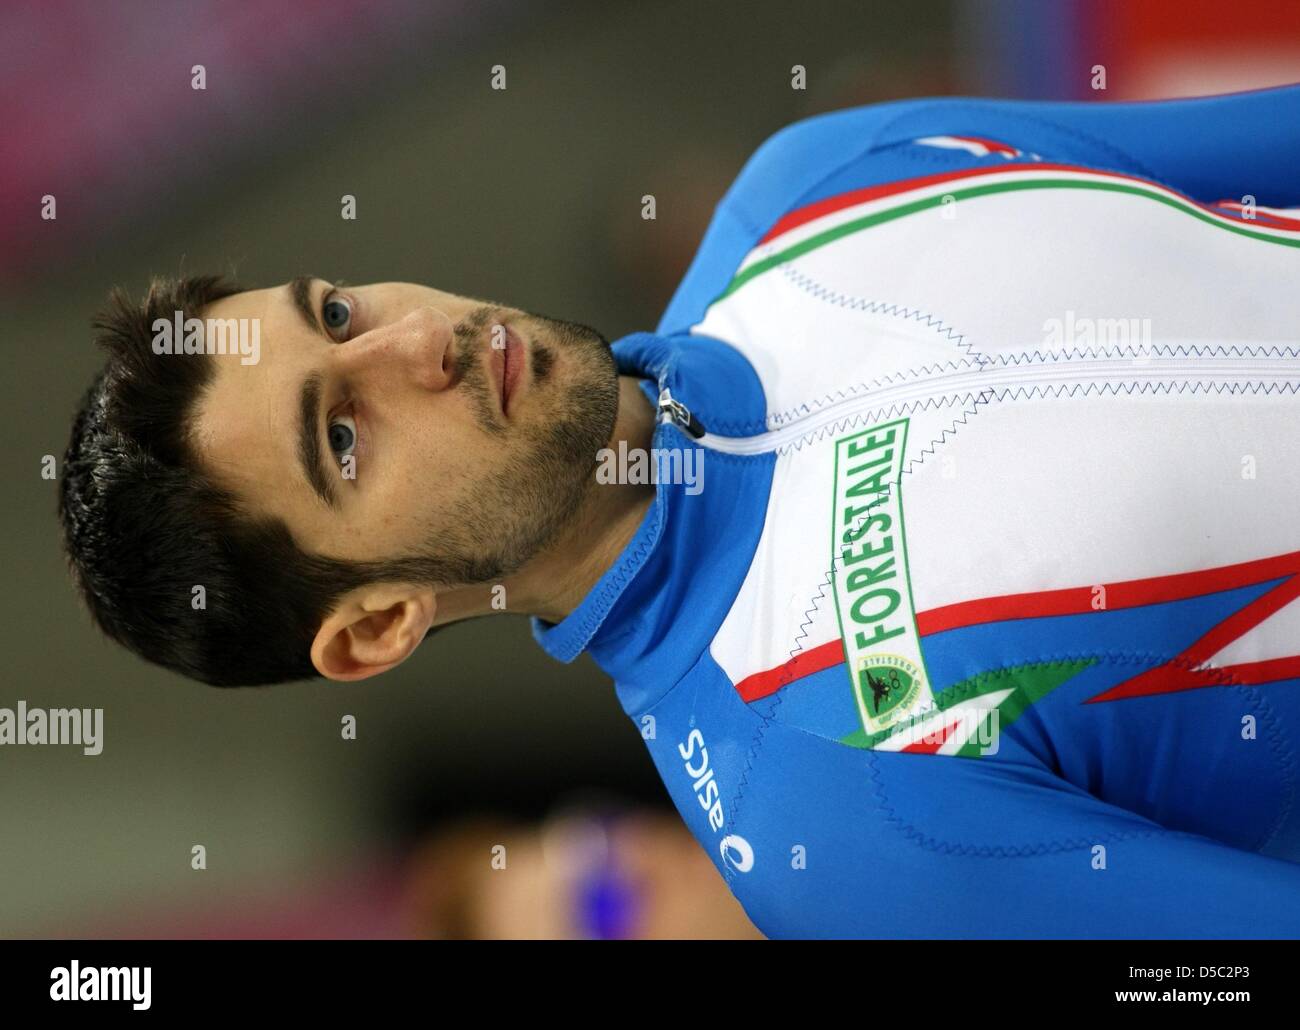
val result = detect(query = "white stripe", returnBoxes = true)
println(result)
[873,689,1015,754]
[914,134,993,157]
[738,165,1300,277]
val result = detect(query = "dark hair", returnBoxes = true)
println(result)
[58,275,445,687]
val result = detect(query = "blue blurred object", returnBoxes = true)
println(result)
[574,865,640,940]
[566,810,642,940]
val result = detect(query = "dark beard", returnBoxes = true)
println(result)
[400,306,620,587]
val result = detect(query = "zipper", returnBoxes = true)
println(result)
[658,353,1300,457]
[657,387,706,438]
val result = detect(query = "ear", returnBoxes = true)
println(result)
[311,583,437,682]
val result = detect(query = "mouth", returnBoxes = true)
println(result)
[489,319,526,417]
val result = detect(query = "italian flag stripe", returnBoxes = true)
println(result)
[1212,199,1300,230]
[950,134,1019,156]
[721,163,1300,303]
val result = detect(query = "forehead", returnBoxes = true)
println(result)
[205,282,291,322]
[190,282,311,516]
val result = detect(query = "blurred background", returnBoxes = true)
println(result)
[2,0,1299,939]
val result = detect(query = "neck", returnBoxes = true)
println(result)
[435,376,657,625]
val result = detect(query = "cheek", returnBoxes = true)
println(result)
[317,428,502,561]
[398,423,500,507]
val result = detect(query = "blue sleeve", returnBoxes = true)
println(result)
[731,719,1300,939]
[864,85,1300,206]
[658,84,1300,337]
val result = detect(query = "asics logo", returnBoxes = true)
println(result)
[678,727,754,874]
[720,834,754,873]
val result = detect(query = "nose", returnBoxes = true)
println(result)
[332,306,456,392]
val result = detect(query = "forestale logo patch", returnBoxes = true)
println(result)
[857,653,921,723]
[829,418,934,736]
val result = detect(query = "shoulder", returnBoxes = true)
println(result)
[657,98,948,336]
[719,98,944,231]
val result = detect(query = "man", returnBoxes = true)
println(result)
[61,85,1300,938]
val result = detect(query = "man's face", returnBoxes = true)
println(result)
[193,279,619,584]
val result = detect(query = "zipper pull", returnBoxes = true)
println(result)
[657,387,706,439]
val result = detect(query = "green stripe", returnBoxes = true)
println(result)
[836,657,1095,755]
[718,178,1300,302]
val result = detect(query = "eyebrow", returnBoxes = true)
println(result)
[298,372,338,509]
[290,275,322,335]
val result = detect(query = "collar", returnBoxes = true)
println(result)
[530,330,769,703]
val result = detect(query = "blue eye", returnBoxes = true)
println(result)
[322,294,352,339]
[328,414,356,459]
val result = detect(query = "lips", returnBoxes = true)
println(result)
[490,321,525,416]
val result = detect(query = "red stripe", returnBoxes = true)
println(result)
[735,638,843,702]
[1088,654,1300,700]
[917,550,1300,636]
[899,716,962,754]
[1214,654,1300,686]
[1211,200,1300,230]
[1163,573,1300,670]
[759,162,1066,244]
[950,133,1019,156]
[757,161,1300,247]
[732,550,1300,704]
[1088,572,1300,703]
